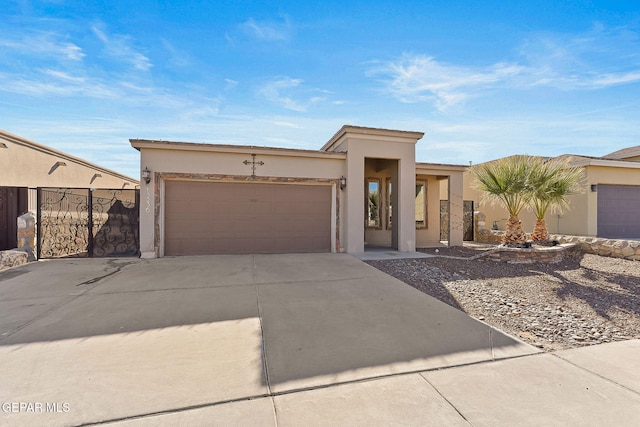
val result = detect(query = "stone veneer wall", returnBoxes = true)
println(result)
[473,211,640,261]
[485,244,579,264]
[475,228,640,261]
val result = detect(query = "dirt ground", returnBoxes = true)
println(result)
[367,246,640,351]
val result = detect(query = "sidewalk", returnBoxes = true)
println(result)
[112,340,640,426]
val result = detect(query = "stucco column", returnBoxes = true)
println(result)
[391,161,399,249]
[587,189,598,236]
[448,173,464,246]
[346,155,365,253]
[139,170,157,258]
[397,159,416,251]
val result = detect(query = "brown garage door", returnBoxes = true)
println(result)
[597,184,640,239]
[164,181,332,255]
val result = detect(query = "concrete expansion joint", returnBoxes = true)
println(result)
[418,374,475,426]
[253,275,379,287]
[255,283,273,396]
[550,352,640,397]
[73,349,548,427]
[263,352,544,401]
[489,328,495,360]
[89,282,259,295]
[75,394,273,426]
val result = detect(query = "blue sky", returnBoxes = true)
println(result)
[2,1,639,179]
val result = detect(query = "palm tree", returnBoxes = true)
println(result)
[528,157,585,241]
[470,155,533,244]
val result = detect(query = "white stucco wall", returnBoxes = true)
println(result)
[133,141,346,258]
[132,126,467,257]
[326,131,419,253]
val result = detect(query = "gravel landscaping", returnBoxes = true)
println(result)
[366,246,640,351]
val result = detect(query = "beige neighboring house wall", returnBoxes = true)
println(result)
[464,149,640,239]
[0,129,138,252]
[565,156,640,237]
[132,125,467,258]
[1,130,138,189]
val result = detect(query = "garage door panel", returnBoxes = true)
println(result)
[164,181,331,255]
[597,185,640,239]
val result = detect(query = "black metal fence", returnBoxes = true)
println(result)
[37,188,139,258]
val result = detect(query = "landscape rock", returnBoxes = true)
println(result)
[0,250,28,271]
[367,247,640,352]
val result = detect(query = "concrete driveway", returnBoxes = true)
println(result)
[1,254,639,426]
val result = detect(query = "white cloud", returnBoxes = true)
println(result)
[41,69,86,83]
[517,25,640,90]
[370,54,523,110]
[257,77,335,112]
[224,79,238,91]
[372,26,640,110]
[0,69,118,98]
[258,77,307,111]
[238,16,292,42]
[0,67,217,112]
[91,24,152,71]
[585,71,640,87]
[179,105,221,121]
[160,38,190,67]
[0,32,85,61]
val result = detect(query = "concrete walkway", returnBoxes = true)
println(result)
[0,254,638,426]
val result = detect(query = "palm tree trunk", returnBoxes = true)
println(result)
[503,215,527,244]
[531,218,549,242]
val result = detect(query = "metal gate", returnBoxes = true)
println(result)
[440,200,474,241]
[37,188,139,258]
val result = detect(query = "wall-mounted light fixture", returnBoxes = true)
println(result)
[339,176,347,190]
[142,167,151,184]
[0,142,7,149]
[590,184,598,192]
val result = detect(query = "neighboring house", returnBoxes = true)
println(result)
[464,146,640,239]
[131,125,466,258]
[0,129,139,251]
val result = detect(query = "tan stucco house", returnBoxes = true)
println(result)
[0,129,139,250]
[464,146,640,239]
[131,125,466,258]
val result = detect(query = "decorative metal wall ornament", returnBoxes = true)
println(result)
[38,188,90,258]
[37,187,139,258]
[91,189,140,257]
[243,154,264,177]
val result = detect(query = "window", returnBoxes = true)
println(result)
[366,179,381,228]
[385,180,427,229]
[415,181,427,228]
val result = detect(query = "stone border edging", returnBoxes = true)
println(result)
[475,229,640,261]
[550,235,640,261]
